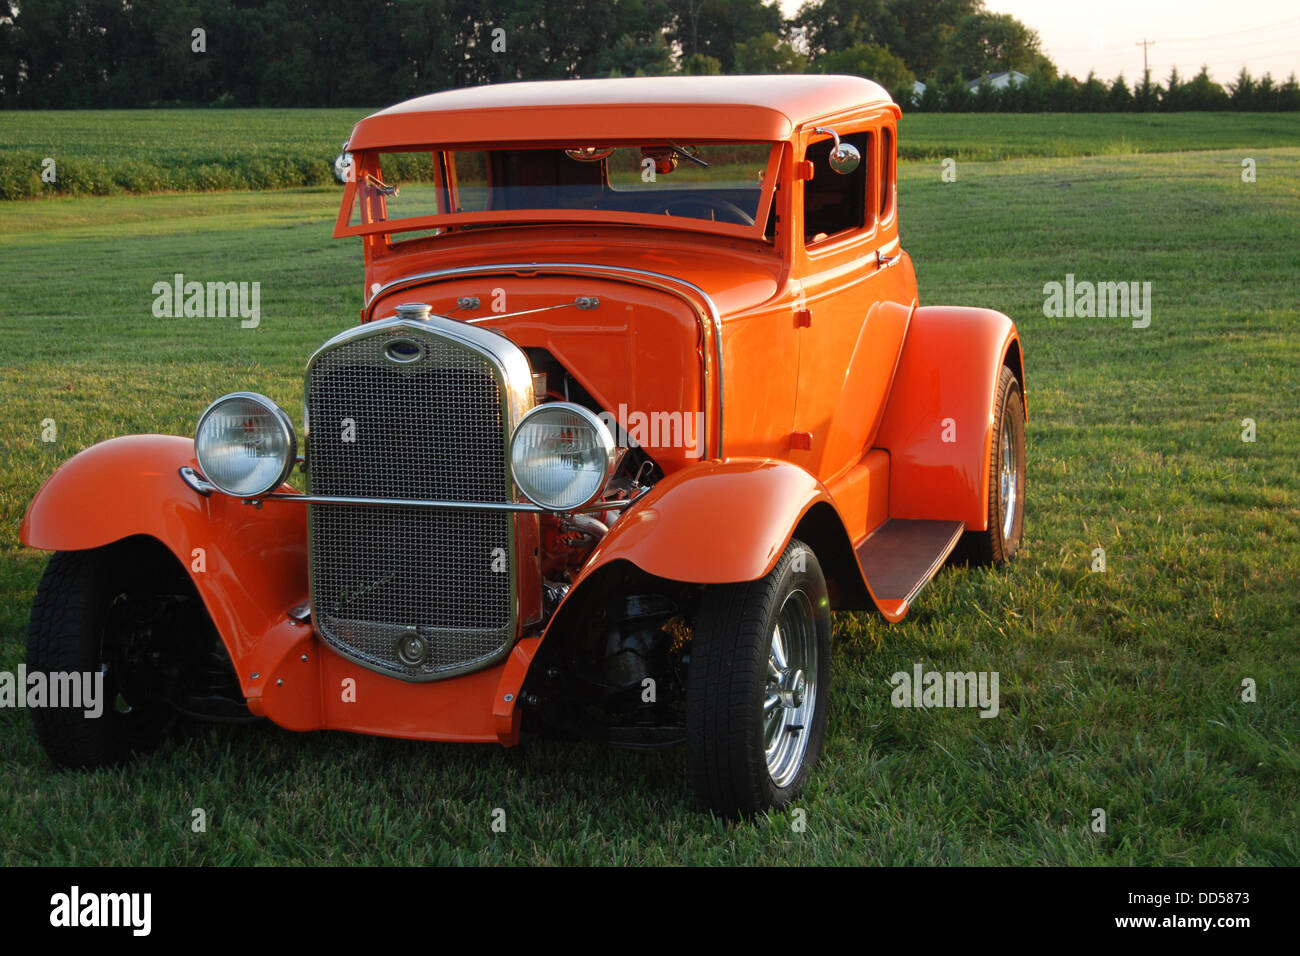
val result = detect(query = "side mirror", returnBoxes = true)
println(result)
[813,127,861,175]
[333,145,354,184]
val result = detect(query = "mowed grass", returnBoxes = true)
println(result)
[4,108,1300,197]
[0,133,1298,863]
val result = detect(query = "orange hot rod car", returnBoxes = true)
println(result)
[21,75,1025,815]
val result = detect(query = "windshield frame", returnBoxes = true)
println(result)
[333,141,784,243]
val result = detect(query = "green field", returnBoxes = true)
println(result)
[0,114,1298,864]
[0,109,365,199]
[900,111,1300,160]
[4,108,1300,197]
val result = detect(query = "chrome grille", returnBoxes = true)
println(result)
[306,323,515,680]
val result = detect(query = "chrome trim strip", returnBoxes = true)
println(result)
[253,488,646,514]
[363,262,725,458]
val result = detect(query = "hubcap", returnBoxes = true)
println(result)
[763,590,817,789]
[999,413,1019,540]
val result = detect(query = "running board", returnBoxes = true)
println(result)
[855,519,965,618]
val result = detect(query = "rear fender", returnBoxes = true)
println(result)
[873,306,1024,531]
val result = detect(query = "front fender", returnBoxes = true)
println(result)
[497,458,877,724]
[20,435,308,673]
[580,458,831,585]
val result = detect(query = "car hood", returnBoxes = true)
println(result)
[364,229,786,320]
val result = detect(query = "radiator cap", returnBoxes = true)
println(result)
[394,302,433,321]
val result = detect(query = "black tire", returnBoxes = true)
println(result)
[686,539,832,816]
[27,542,180,768]
[964,364,1026,566]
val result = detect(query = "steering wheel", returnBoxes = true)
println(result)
[649,197,755,226]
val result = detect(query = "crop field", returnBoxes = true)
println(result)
[4,108,1300,197]
[0,113,1297,864]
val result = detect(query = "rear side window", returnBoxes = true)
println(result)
[880,127,894,218]
[803,131,870,244]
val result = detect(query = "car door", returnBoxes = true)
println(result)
[792,118,913,485]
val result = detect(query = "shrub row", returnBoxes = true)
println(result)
[0,151,338,200]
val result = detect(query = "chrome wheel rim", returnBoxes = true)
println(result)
[999,413,1019,540]
[764,589,817,789]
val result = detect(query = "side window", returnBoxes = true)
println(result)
[879,127,894,219]
[803,131,870,245]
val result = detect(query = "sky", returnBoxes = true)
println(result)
[778,0,1300,84]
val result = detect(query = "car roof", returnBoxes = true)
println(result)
[347,75,898,150]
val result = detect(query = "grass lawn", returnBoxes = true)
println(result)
[0,125,1297,863]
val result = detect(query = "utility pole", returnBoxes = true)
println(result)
[1136,38,1155,77]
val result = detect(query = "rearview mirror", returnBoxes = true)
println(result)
[814,127,861,175]
[333,145,354,184]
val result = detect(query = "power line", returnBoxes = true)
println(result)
[1046,16,1300,57]
[1157,14,1300,43]
[1160,25,1300,48]
[1239,49,1300,64]
[1050,23,1300,55]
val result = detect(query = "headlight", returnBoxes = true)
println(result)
[510,402,616,511]
[194,392,297,498]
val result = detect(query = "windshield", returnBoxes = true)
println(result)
[336,142,781,242]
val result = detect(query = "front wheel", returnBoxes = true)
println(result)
[27,541,183,768]
[686,540,832,815]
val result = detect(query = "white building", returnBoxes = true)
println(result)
[965,71,1029,91]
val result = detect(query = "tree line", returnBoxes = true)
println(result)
[913,66,1300,113]
[1,0,1296,111]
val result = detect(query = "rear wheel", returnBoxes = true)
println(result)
[964,364,1025,566]
[686,540,832,815]
[27,541,185,768]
